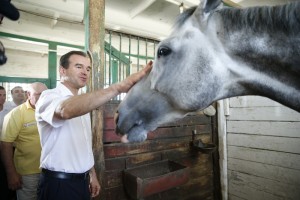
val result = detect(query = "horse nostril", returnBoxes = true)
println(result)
[115,125,122,135]
[114,111,123,135]
[114,111,119,124]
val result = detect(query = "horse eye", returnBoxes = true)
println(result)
[157,47,171,57]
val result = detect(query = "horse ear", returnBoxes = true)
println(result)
[194,0,222,22]
[203,0,222,13]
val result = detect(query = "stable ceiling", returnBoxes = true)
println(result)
[1,0,297,45]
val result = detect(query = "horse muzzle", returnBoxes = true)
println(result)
[114,111,130,143]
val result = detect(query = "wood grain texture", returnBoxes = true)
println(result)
[102,102,218,199]
[228,158,300,185]
[228,146,300,170]
[227,120,300,138]
[228,170,300,200]
[226,96,300,200]
[227,133,300,154]
[227,107,300,121]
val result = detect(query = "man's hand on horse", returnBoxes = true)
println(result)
[114,60,153,93]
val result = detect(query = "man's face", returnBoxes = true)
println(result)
[0,89,6,106]
[28,86,47,106]
[11,87,25,102]
[60,54,91,89]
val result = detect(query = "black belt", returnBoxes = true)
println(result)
[42,168,90,180]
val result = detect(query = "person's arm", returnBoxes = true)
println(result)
[89,167,101,197]
[0,142,22,190]
[54,61,152,119]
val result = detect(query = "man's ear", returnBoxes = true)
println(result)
[59,66,65,75]
[26,91,30,99]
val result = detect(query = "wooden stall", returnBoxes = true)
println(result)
[223,96,300,200]
[100,101,220,200]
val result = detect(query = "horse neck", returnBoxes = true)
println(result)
[221,34,300,111]
[212,3,300,112]
[216,4,300,112]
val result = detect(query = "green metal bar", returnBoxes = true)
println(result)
[104,52,107,86]
[127,35,131,76]
[1,30,159,89]
[48,42,57,89]
[0,32,83,50]
[145,38,148,64]
[104,41,129,65]
[119,33,122,82]
[137,37,140,71]
[153,41,156,59]
[111,60,118,84]
[108,31,112,85]
[84,0,89,51]
[0,77,50,87]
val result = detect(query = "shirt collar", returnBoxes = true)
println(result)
[57,82,76,97]
[25,100,34,110]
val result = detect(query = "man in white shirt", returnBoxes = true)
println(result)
[0,86,10,133]
[35,51,152,200]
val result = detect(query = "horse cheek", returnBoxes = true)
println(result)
[151,58,173,92]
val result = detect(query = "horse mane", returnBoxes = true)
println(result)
[174,6,197,29]
[175,2,300,35]
[219,2,300,35]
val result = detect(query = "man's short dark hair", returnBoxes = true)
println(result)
[60,51,88,69]
[0,86,5,90]
[11,86,23,94]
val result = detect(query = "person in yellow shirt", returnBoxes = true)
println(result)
[0,86,16,200]
[0,82,47,200]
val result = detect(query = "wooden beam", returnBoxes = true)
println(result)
[87,0,106,199]
[223,0,242,8]
[217,100,229,200]
[129,0,157,19]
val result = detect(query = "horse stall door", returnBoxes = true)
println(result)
[225,96,300,200]
[101,101,221,200]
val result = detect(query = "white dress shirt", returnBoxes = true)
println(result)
[3,101,18,111]
[35,83,94,173]
[0,105,11,135]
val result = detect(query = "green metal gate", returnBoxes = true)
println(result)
[0,30,159,100]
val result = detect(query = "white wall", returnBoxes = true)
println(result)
[224,96,300,200]
[0,48,48,78]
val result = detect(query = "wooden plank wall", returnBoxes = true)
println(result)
[101,101,220,200]
[226,96,300,200]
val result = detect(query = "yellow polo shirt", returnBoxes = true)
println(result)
[1,100,41,175]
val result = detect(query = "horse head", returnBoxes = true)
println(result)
[116,0,300,142]
[151,0,225,112]
[116,0,225,142]
[115,74,186,143]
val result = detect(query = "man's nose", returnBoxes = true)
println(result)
[82,68,89,75]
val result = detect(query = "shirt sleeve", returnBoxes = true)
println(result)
[1,108,22,142]
[35,90,70,128]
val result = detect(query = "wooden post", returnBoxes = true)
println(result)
[217,100,228,200]
[86,0,106,199]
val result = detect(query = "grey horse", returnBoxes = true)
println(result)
[116,0,300,142]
